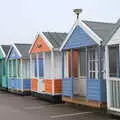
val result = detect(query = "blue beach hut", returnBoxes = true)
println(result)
[60,12,116,108]
[7,43,31,95]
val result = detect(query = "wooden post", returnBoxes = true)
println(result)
[11,60,13,78]
[70,49,73,97]
[16,59,18,79]
[43,52,45,79]
[8,60,9,78]
[62,51,64,79]
[118,45,120,77]
[30,54,32,78]
[36,53,39,93]
[51,51,55,95]
[98,46,102,80]
[36,54,39,78]
[16,59,18,91]
[30,54,32,91]
[105,45,110,108]
[42,52,45,92]
[20,59,23,91]
[86,47,88,98]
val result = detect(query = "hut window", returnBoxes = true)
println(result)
[23,59,30,78]
[88,48,98,79]
[0,60,2,76]
[79,48,86,77]
[109,47,118,77]
[35,54,44,78]
[63,52,69,78]
[12,60,16,77]
[38,57,44,77]
[2,61,5,76]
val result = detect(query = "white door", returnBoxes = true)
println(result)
[74,49,87,96]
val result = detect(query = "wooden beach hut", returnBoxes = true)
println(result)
[7,43,31,95]
[105,19,120,115]
[0,45,10,90]
[60,13,116,108]
[29,32,67,103]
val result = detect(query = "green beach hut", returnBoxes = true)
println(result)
[0,45,10,90]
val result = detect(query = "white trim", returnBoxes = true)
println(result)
[20,59,23,91]
[16,59,18,79]
[30,55,32,78]
[36,54,39,78]
[6,45,12,60]
[8,60,9,78]
[12,43,22,57]
[41,32,53,49]
[105,45,110,108]
[43,52,45,79]
[60,19,79,51]
[29,34,39,54]
[79,21,102,45]
[51,51,54,95]
[60,19,103,51]
[0,45,6,57]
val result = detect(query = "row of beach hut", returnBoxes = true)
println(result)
[0,10,120,116]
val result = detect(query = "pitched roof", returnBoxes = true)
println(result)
[1,45,10,56]
[15,43,31,58]
[83,20,116,42]
[42,32,67,49]
[102,19,120,45]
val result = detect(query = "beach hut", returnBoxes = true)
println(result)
[60,11,116,108]
[105,19,120,115]
[0,45,10,90]
[29,32,67,103]
[7,43,31,95]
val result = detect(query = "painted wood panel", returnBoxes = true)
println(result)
[9,47,21,59]
[63,25,96,50]
[8,79,18,89]
[32,78,38,92]
[8,78,31,90]
[62,78,73,97]
[44,79,52,93]
[87,79,106,102]
[44,79,62,94]
[30,36,51,53]
[23,79,31,89]
[2,76,8,88]
[54,79,62,94]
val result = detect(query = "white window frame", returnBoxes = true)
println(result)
[88,47,98,79]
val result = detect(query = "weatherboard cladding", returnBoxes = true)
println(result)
[63,25,97,50]
[43,32,67,49]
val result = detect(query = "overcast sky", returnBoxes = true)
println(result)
[0,0,119,44]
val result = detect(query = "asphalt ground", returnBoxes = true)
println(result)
[0,91,118,120]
